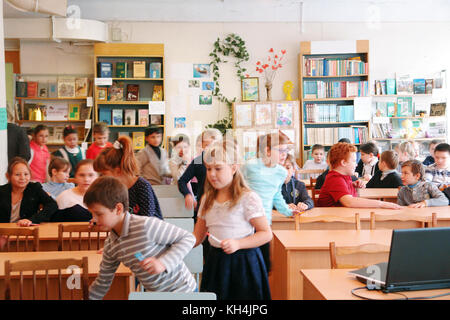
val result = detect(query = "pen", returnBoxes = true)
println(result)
[206,232,222,243]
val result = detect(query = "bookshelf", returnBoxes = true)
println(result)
[93,43,165,150]
[298,40,371,165]
[14,74,93,152]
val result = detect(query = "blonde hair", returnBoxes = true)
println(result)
[201,139,250,215]
[397,141,416,161]
[202,128,223,143]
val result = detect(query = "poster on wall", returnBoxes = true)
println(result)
[174,117,186,128]
[276,103,293,126]
[193,64,211,78]
[234,104,253,128]
[255,103,272,126]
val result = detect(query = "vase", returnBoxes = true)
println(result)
[265,81,272,101]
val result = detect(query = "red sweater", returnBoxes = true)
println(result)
[86,142,112,160]
[317,170,357,207]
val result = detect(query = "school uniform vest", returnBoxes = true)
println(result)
[54,146,85,178]
[29,140,50,183]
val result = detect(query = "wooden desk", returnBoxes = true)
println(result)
[271,206,450,230]
[0,250,133,300]
[272,229,393,300]
[306,188,398,200]
[302,269,450,300]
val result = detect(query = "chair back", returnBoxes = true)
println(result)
[58,223,109,251]
[369,212,437,230]
[294,213,361,231]
[329,241,390,269]
[0,227,39,252]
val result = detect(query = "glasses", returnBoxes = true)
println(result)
[272,147,290,154]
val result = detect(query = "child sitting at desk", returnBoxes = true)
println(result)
[424,143,450,188]
[282,154,313,211]
[42,157,75,199]
[366,150,403,188]
[355,142,380,181]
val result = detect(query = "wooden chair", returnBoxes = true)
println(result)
[58,223,109,251]
[4,256,89,300]
[294,213,361,231]
[369,212,437,230]
[329,241,390,269]
[0,227,39,252]
[297,168,326,181]
[310,177,320,206]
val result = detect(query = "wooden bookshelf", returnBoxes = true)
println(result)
[298,40,371,165]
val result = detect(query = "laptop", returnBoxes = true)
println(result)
[348,227,450,293]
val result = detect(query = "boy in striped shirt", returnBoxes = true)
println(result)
[84,176,196,300]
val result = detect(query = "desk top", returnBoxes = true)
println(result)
[0,222,102,240]
[357,188,398,199]
[273,229,392,250]
[301,269,450,300]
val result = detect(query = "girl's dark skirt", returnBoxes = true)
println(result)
[200,246,271,300]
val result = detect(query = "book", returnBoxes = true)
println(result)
[380,80,386,95]
[75,78,88,97]
[150,114,162,125]
[149,62,161,78]
[387,102,396,117]
[413,79,426,94]
[48,82,57,98]
[375,80,382,95]
[133,61,146,78]
[27,81,38,97]
[126,84,139,101]
[116,62,127,78]
[108,82,124,102]
[396,97,413,117]
[54,126,65,142]
[38,82,48,98]
[138,109,149,126]
[68,103,80,120]
[112,109,123,126]
[80,106,92,120]
[46,102,68,121]
[425,79,434,94]
[58,78,75,98]
[98,62,113,78]
[16,81,27,97]
[99,108,111,125]
[124,109,136,125]
[430,103,446,117]
[97,87,108,101]
[386,79,396,95]
[152,85,163,101]
[132,132,145,150]
[397,75,413,95]
[24,103,36,120]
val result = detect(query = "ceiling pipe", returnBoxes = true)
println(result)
[6,0,67,17]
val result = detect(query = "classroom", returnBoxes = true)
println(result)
[0,0,450,305]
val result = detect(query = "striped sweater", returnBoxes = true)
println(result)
[89,212,196,300]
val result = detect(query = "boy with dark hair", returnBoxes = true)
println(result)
[424,143,450,188]
[422,140,442,166]
[85,176,196,300]
[355,142,380,181]
[366,150,403,188]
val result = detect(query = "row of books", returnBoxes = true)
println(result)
[98,82,163,102]
[374,78,437,95]
[372,123,393,139]
[98,108,162,126]
[21,102,91,121]
[16,78,90,98]
[303,57,368,76]
[304,103,355,122]
[98,61,162,78]
[303,80,369,99]
[305,126,369,145]
[373,98,414,117]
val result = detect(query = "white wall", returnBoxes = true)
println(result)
[18,20,450,139]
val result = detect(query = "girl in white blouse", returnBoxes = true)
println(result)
[193,139,272,300]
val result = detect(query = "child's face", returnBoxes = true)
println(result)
[175,141,190,159]
[312,149,324,163]
[434,150,450,169]
[266,144,290,166]
[429,143,437,156]
[340,152,357,176]
[202,137,215,149]
[64,133,78,149]
[52,167,70,183]
[34,129,49,146]
[360,151,374,164]
[7,163,30,189]
[283,160,295,184]
[401,166,421,186]
[94,132,109,147]
[88,203,122,232]
[146,132,162,147]
[75,164,98,193]
[206,161,236,191]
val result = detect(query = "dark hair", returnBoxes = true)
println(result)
[430,139,442,146]
[48,157,71,176]
[311,144,324,153]
[33,124,48,135]
[434,143,450,155]
[380,150,399,170]
[63,125,77,138]
[84,176,129,211]
[401,160,425,181]
[74,159,94,176]
[145,125,163,137]
[7,157,31,176]
[359,142,379,156]
[93,122,110,135]
[171,134,190,147]
[338,138,351,143]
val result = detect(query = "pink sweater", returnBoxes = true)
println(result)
[29,140,50,183]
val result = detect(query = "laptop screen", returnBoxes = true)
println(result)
[385,227,450,291]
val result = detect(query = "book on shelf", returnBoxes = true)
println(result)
[108,82,124,102]
[16,81,27,97]
[380,80,386,95]
[375,80,382,96]
[303,80,368,99]
[68,103,80,120]
[124,109,136,125]
[112,109,123,126]
[305,126,368,145]
[397,75,413,95]
[97,87,108,101]
[374,102,387,117]
[98,62,113,78]
[46,102,68,121]
[48,82,58,98]
[149,62,161,78]
[38,82,48,98]
[413,79,426,94]
[150,114,162,125]
[126,84,139,101]
[58,78,75,98]
[138,109,149,126]
[80,105,92,120]
[132,132,145,150]
[304,103,354,123]
[396,97,413,117]
[386,79,396,95]
[133,61,146,78]
[27,81,38,97]
[118,131,130,138]
[430,103,446,117]
[425,79,434,94]
[116,62,127,78]
[372,123,393,139]
[427,121,446,138]
[75,78,88,97]
[152,85,163,101]
[23,103,36,120]
[54,126,65,142]
[303,57,368,76]
[99,108,111,125]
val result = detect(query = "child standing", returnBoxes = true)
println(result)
[86,122,112,160]
[94,135,163,220]
[53,126,85,178]
[0,157,57,226]
[424,143,450,188]
[29,125,51,183]
[42,157,75,199]
[194,140,272,300]
[52,159,98,222]
[282,154,314,211]
[398,160,448,207]
[302,144,327,178]
[355,142,380,181]
[366,150,403,188]
[85,176,196,299]
[169,134,192,183]
[136,125,172,185]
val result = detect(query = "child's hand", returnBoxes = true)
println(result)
[185,194,197,210]
[352,180,365,189]
[288,203,298,211]
[296,202,309,211]
[16,219,33,227]
[408,201,427,208]
[221,239,240,255]
[140,257,166,275]
[381,201,402,210]
[363,174,372,181]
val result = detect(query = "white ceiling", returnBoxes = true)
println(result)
[3,0,450,22]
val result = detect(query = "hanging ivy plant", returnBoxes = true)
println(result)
[206,33,250,134]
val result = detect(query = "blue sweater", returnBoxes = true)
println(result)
[242,158,292,225]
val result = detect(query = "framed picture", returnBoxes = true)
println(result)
[430,103,446,116]
[241,77,259,102]
[276,103,293,127]
[255,103,272,126]
[234,103,253,128]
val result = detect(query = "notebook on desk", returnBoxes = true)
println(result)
[348,227,450,293]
